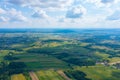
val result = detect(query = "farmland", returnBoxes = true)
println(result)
[75,65,120,80]
[11,74,26,80]
[13,53,69,70]
[0,29,120,80]
[36,70,66,80]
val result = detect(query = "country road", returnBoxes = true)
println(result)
[57,70,71,80]
[29,72,39,80]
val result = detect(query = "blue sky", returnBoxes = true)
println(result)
[0,0,120,28]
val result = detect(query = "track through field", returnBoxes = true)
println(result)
[29,72,39,80]
[57,70,71,80]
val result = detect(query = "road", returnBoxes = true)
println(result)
[57,70,71,80]
[29,72,39,80]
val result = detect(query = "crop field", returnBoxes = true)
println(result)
[94,51,109,60]
[0,50,8,61]
[10,70,69,80]
[91,45,113,51]
[75,65,120,80]
[11,74,26,80]
[13,53,69,70]
[109,57,120,63]
[36,70,66,80]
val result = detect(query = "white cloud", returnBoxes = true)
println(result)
[0,8,27,22]
[58,18,65,22]
[66,5,86,18]
[84,0,120,7]
[0,8,6,14]
[8,0,26,5]
[32,9,48,18]
[107,10,120,20]
[84,0,103,7]
[0,16,9,22]
[8,0,73,11]
[101,0,116,4]
[57,16,66,22]
[8,8,27,22]
[0,0,119,28]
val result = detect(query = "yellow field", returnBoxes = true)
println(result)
[80,43,90,47]
[11,74,26,80]
[92,45,112,50]
[94,51,109,59]
[36,69,65,80]
[109,57,120,63]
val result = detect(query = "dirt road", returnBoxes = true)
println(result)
[29,72,39,80]
[57,70,71,80]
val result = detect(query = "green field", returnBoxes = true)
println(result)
[36,70,66,80]
[75,65,120,80]
[0,50,11,61]
[13,53,69,70]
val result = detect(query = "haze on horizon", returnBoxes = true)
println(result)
[0,0,120,28]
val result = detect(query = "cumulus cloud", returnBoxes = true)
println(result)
[0,16,9,22]
[101,0,115,3]
[0,8,27,22]
[57,16,65,22]
[84,0,119,7]
[0,0,119,28]
[66,5,86,18]
[107,10,120,20]
[85,0,116,4]
[0,8,6,14]
[8,0,73,10]
[32,10,48,18]
[58,18,65,22]
[8,8,27,22]
[8,0,26,5]
[84,0,102,6]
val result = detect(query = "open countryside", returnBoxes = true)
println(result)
[0,29,120,80]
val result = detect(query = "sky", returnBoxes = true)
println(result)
[0,0,120,28]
